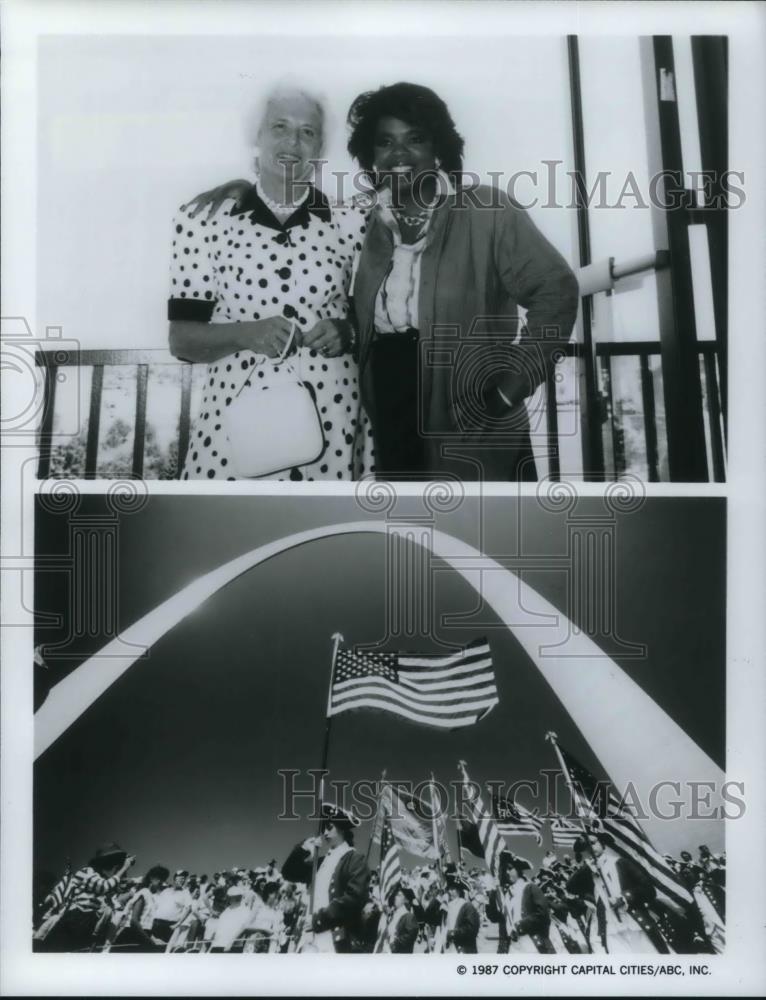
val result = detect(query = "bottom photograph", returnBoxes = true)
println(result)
[31,490,727,956]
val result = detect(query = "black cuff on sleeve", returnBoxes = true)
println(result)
[168,297,216,322]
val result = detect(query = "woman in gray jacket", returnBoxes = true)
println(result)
[347,82,580,482]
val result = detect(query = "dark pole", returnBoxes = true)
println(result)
[640,36,709,481]
[567,35,606,481]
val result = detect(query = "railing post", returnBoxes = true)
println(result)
[84,364,104,479]
[36,357,58,479]
[132,364,149,478]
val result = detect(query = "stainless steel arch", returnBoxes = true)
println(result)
[35,521,724,851]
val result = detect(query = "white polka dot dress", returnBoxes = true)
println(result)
[168,187,375,481]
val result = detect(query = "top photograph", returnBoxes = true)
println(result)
[34,33,729,484]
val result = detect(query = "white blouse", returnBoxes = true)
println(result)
[372,173,455,334]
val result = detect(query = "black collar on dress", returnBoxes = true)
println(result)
[231,183,332,231]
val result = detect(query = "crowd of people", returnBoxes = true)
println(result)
[34,818,725,955]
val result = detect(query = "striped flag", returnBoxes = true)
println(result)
[460,765,507,881]
[492,793,544,845]
[556,742,694,911]
[458,817,486,860]
[550,815,582,848]
[460,763,517,933]
[374,820,402,953]
[379,819,403,905]
[42,860,73,914]
[329,639,498,730]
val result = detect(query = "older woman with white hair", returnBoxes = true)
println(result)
[168,82,374,481]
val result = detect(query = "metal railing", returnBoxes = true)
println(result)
[34,245,724,482]
[36,348,193,480]
[35,337,725,482]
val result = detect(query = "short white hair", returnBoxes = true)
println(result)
[244,77,331,152]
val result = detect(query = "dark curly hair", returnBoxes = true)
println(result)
[347,82,464,181]
[142,865,169,888]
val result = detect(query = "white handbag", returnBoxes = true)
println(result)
[223,324,325,478]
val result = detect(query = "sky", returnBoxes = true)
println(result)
[33,494,725,879]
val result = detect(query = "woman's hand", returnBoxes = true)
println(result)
[238,317,297,358]
[184,179,252,221]
[303,318,352,358]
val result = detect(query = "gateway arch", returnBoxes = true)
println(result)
[35,521,725,852]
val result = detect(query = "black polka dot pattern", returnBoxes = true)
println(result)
[171,197,375,480]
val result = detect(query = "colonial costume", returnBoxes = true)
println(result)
[281,805,370,953]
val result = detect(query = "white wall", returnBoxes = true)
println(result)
[37,34,577,350]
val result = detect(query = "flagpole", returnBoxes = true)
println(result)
[307,632,344,923]
[365,769,387,867]
[429,772,443,875]
[545,730,623,924]
[373,816,390,954]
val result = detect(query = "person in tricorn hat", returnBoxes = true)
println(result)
[485,849,514,953]
[500,853,556,954]
[38,843,136,952]
[443,868,480,954]
[386,883,419,953]
[568,831,670,953]
[281,803,370,953]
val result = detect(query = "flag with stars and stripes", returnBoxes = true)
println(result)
[374,819,403,953]
[461,766,508,881]
[460,763,516,932]
[491,793,544,845]
[379,819,403,906]
[556,742,694,911]
[550,815,582,848]
[329,639,498,730]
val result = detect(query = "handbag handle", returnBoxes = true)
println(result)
[233,321,299,400]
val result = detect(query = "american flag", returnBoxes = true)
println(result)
[374,820,403,953]
[556,742,694,911]
[329,639,498,729]
[492,793,544,845]
[550,815,582,848]
[460,764,516,931]
[461,766,507,881]
[379,819,403,905]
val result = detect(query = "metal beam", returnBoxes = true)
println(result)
[567,35,605,481]
[640,36,709,482]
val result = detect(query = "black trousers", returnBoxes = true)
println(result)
[151,917,175,942]
[370,331,425,478]
[39,908,99,952]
